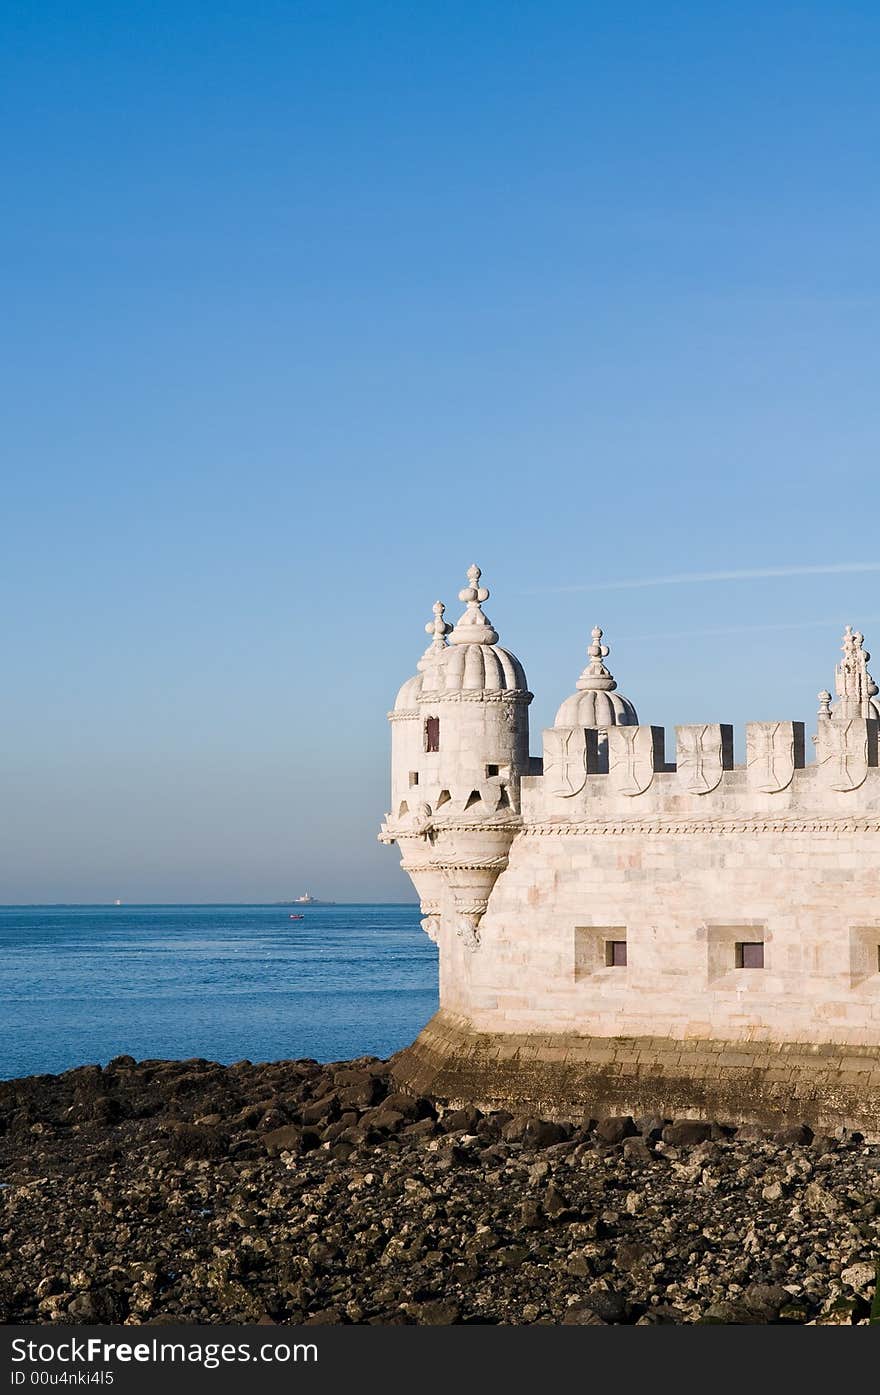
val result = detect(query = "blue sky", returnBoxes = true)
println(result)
[2,1,879,902]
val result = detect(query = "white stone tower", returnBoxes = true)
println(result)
[380,564,532,954]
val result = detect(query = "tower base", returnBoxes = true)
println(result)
[391,1010,880,1137]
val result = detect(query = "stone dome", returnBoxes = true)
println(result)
[554,626,638,728]
[433,641,527,694]
[393,672,423,711]
[555,686,638,727]
[422,565,528,695]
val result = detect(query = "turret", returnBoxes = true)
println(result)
[544,625,639,792]
[380,565,531,949]
[388,599,453,824]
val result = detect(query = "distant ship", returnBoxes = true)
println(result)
[270,893,336,906]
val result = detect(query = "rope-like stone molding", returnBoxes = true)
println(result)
[387,691,532,720]
[522,817,880,837]
[400,856,509,873]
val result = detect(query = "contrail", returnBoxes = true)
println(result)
[527,562,880,594]
[617,615,880,644]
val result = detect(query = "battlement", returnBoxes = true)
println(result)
[529,717,880,826]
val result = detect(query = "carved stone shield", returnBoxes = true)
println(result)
[675,724,729,795]
[816,718,870,791]
[746,721,799,793]
[543,727,588,798]
[607,725,656,797]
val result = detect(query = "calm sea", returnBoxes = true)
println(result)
[0,904,438,1081]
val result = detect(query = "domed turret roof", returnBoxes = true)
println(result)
[421,565,528,696]
[554,626,638,728]
[393,600,453,711]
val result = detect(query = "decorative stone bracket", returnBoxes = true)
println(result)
[454,902,489,952]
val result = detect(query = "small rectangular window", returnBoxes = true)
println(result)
[424,717,440,753]
[736,941,764,969]
[606,940,627,967]
[486,763,499,777]
[409,771,419,786]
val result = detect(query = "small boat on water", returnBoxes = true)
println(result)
[289,913,305,920]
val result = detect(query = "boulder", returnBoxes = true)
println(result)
[260,1124,304,1158]
[595,1117,637,1145]
[661,1120,712,1147]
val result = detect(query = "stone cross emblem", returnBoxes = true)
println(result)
[676,725,727,795]
[607,726,656,797]
[543,727,588,798]
[746,722,798,794]
[816,718,870,792]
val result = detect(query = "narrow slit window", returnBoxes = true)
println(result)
[606,940,627,967]
[424,716,440,753]
[736,941,764,969]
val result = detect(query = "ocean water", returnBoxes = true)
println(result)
[0,904,438,1081]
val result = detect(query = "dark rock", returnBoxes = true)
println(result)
[518,1199,544,1230]
[615,1241,650,1271]
[440,1107,483,1134]
[595,1117,637,1145]
[661,1120,712,1147]
[300,1094,339,1127]
[497,1245,530,1268]
[700,1301,758,1324]
[523,1119,570,1149]
[409,1298,460,1325]
[743,1283,793,1318]
[382,1092,432,1121]
[500,1115,531,1142]
[583,1290,630,1323]
[622,1137,653,1163]
[165,1123,227,1160]
[637,1304,686,1325]
[337,1080,383,1109]
[261,1124,304,1157]
[773,1124,814,1147]
[562,1304,607,1325]
[543,1183,570,1217]
[303,1307,344,1325]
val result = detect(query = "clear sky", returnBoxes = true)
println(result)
[2,1,879,903]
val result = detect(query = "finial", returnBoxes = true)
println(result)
[417,600,452,672]
[817,690,832,719]
[449,563,499,645]
[575,625,617,692]
[424,600,453,648]
[831,624,878,718]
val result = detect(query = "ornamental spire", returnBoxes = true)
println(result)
[449,564,499,646]
[832,625,879,719]
[575,625,618,693]
[417,600,453,671]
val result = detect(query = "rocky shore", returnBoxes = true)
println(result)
[1,1054,879,1325]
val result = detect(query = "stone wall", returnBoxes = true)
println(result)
[436,724,880,1048]
[392,1010,880,1136]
